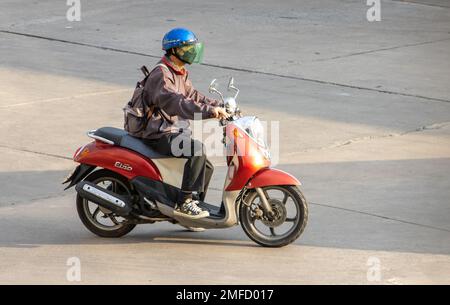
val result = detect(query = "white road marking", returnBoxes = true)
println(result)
[0,88,130,108]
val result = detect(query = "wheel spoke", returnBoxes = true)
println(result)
[92,206,100,220]
[285,217,296,222]
[282,193,289,204]
[108,215,120,225]
[270,227,277,236]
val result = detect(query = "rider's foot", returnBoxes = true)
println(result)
[174,198,209,219]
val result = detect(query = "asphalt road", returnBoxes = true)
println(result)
[0,0,449,284]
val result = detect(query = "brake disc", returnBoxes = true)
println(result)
[260,199,287,227]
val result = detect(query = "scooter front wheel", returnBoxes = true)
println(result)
[239,185,308,247]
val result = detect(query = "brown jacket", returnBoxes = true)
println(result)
[142,57,221,139]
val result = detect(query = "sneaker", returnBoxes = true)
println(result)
[174,199,209,219]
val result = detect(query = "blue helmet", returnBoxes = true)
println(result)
[162,28,204,64]
[162,28,198,50]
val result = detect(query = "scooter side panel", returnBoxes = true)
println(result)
[224,124,271,191]
[151,158,187,189]
[74,141,162,181]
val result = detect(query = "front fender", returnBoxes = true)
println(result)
[247,168,301,189]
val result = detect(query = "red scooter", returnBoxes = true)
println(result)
[63,78,308,247]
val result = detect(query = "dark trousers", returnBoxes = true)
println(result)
[144,133,213,202]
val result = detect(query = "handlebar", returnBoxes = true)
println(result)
[209,78,241,126]
[219,108,241,126]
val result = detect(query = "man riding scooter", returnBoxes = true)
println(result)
[64,27,308,246]
[141,28,230,219]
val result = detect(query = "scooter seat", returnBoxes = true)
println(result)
[93,127,168,159]
[94,127,127,145]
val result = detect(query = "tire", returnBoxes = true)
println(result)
[76,169,136,238]
[239,185,308,247]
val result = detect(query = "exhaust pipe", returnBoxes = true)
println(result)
[75,181,132,216]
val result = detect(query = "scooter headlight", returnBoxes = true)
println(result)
[235,116,271,160]
[250,118,266,147]
[252,119,271,161]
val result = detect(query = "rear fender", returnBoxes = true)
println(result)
[62,164,96,190]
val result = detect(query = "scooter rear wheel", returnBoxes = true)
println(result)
[239,185,308,247]
[76,169,136,238]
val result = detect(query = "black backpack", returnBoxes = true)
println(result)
[123,64,166,137]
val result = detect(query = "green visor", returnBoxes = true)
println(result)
[176,42,204,64]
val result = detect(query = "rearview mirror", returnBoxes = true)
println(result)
[209,79,218,94]
[228,77,234,89]
[208,79,224,101]
[227,77,239,99]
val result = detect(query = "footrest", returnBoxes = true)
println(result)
[197,202,224,218]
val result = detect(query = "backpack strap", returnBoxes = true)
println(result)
[156,63,175,123]
[155,63,168,70]
[142,63,169,75]
[138,63,170,87]
[151,63,176,124]
[155,63,175,84]
[141,65,150,77]
[140,63,175,128]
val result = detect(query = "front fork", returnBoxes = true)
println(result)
[240,187,274,222]
[255,187,274,215]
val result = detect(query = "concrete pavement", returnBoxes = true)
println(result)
[0,0,449,284]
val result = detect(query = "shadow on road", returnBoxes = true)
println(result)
[0,156,449,255]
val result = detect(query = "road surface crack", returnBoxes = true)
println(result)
[0,88,131,109]
[0,192,74,208]
[329,121,450,148]
[311,38,450,63]
[0,144,71,160]
[390,0,450,9]
[285,121,450,156]
[310,201,450,233]
[1,29,449,104]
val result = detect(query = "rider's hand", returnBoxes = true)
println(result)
[212,107,230,120]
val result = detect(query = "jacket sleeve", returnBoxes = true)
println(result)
[146,69,216,120]
[185,77,223,107]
